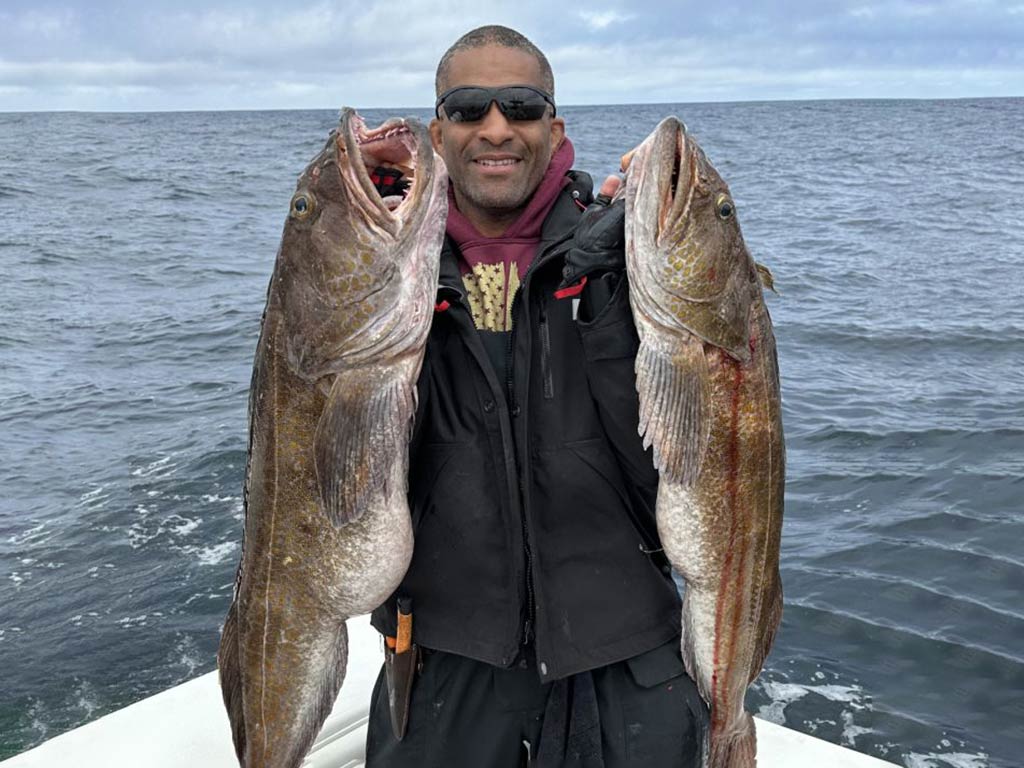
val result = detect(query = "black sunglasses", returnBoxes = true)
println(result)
[435,85,556,123]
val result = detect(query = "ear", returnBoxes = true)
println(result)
[429,118,444,153]
[549,117,566,156]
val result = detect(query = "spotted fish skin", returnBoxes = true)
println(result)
[624,116,785,768]
[217,109,448,768]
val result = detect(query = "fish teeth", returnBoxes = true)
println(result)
[357,126,411,146]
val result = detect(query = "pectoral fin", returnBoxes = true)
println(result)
[314,373,414,527]
[755,262,778,294]
[635,333,710,485]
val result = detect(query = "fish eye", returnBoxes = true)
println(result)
[715,194,734,220]
[290,192,315,219]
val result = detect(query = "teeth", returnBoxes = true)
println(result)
[357,126,409,145]
[477,159,518,166]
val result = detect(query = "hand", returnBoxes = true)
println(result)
[366,161,414,199]
[365,160,415,178]
[594,173,622,205]
[560,174,626,289]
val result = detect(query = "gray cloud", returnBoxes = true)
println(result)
[0,0,1021,110]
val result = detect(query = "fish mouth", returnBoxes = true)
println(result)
[336,108,433,234]
[627,115,715,313]
[655,117,694,241]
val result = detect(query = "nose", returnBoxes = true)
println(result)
[475,101,515,145]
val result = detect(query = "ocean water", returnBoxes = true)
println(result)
[1,99,1023,767]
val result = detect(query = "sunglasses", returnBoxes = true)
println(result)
[435,85,556,123]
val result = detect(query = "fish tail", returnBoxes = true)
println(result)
[217,599,246,764]
[708,712,756,768]
[240,621,350,768]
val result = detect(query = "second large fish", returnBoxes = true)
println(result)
[217,109,448,767]
[624,117,785,768]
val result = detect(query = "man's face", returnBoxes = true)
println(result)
[430,44,565,233]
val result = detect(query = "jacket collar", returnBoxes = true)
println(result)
[437,240,464,299]
[436,170,594,301]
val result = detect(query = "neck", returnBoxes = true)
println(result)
[452,188,524,237]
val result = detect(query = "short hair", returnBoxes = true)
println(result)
[435,25,555,98]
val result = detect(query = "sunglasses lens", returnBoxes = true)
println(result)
[440,90,490,123]
[497,87,550,120]
[440,87,551,123]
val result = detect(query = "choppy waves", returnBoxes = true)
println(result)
[2,101,1023,765]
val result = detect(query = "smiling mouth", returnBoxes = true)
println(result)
[475,158,520,167]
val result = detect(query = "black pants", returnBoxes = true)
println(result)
[365,639,708,768]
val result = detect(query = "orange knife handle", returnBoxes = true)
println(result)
[396,596,413,654]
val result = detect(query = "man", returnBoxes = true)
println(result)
[366,25,708,767]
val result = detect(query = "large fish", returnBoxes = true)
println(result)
[624,117,784,768]
[217,109,448,767]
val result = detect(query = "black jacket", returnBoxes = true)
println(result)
[371,172,681,682]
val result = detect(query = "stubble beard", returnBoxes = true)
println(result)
[458,175,533,216]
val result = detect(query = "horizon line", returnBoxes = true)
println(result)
[2,94,1021,115]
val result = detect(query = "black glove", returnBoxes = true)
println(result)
[561,194,625,321]
[369,166,410,198]
[560,194,625,288]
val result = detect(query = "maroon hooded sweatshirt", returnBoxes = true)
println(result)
[446,138,575,330]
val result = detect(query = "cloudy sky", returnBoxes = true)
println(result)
[1,0,1022,111]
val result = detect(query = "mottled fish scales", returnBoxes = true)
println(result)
[624,116,785,768]
[217,108,448,767]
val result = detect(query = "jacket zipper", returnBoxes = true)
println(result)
[539,303,554,400]
[503,315,534,644]
[506,282,534,645]
[506,234,573,646]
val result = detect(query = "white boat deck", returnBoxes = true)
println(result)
[2,615,896,767]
